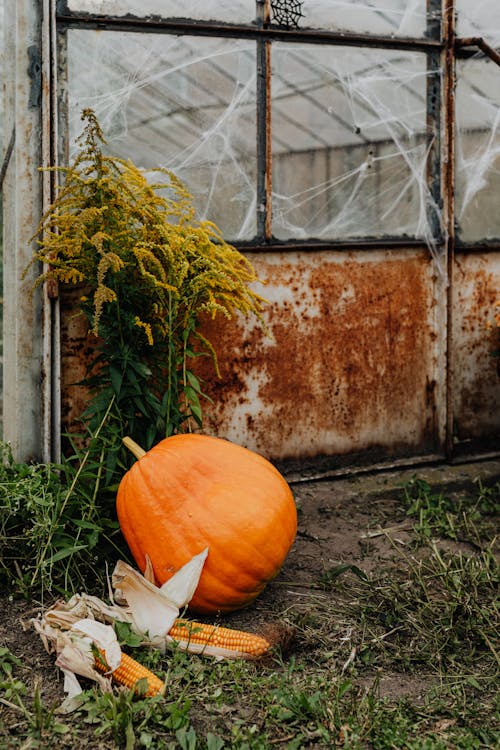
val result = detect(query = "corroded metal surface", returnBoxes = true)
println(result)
[194,248,442,462]
[59,247,500,466]
[59,285,97,436]
[453,252,500,442]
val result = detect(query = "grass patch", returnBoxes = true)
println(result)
[402,477,499,548]
[0,439,128,598]
[1,645,497,749]
[323,544,499,673]
[0,466,498,748]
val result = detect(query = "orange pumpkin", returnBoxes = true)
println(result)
[116,434,297,614]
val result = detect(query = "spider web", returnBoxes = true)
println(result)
[62,2,500,274]
[271,0,305,28]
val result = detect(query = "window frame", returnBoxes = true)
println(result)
[54,0,450,252]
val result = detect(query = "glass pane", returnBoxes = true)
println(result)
[271,44,433,242]
[456,58,500,243]
[67,31,257,239]
[66,0,256,24]
[456,1,500,48]
[295,0,427,38]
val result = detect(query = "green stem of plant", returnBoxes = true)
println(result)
[166,292,173,436]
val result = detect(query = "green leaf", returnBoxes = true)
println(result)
[186,370,202,394]
[189,401,203,425]
[45,544,88,564]
[206,733,225,750]
[72,519,103,531]
[109,365,123,396]
[320,563,369,585]
[176,726,198,750]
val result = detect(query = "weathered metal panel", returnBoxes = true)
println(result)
[59,248,445,466]
[453,252,500,444]
[194,248,444,463]
[59,247,500,466]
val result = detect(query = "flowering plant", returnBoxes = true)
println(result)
[30,110,265,473]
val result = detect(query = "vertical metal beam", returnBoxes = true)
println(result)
[442,0,456,459]
[256,0,272,239]
[426,0,443,241]
[425,1,448,456]
[41,0,61,463]
[2,0,43,460]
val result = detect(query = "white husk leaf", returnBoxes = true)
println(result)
[71,619,122,672]
[29,549,223,704]
[144,554,156,585]
[52,623,118,697]
[112,560,180,641]
[159,547,209,608]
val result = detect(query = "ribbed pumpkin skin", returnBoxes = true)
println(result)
[116,434,297,614]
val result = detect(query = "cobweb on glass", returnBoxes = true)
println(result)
[456,0,500,49]
[455,1,500,243]
[271,1,305,28]
[456,58,500,243]
[300,0,427,38]
[270,44,445,275]
[64,2,500,276]
[67,30,258,240]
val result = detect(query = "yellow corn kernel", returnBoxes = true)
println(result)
[168,619,271,658]
[95,650,164,697]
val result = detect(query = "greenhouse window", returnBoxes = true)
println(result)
[2,1,500,463]
[55,0,449,256]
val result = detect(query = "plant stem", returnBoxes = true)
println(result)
[123,436,146,460]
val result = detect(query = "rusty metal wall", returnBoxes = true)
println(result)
[54,0,500,471]
[193,248,446,467]
[60,247,500,469]
[453,251,500,449]
[61,246,453,468]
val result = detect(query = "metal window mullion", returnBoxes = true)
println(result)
[422,1,449,459]
[2,0,44,460]
[41,0,61,463]
[442,0,456,460]
[425,1,443,238]
[256,2,272,240]
[55,10,443,55]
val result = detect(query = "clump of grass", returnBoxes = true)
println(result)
[402,476,499,547]
[2,610,499,749]
[0,438,125,598]
[340,544,499,673]
[1,468,498,748]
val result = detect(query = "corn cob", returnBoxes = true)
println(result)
[168,619,271,658]
[95,650,164,696]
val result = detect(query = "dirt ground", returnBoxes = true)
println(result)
[1,456,499,740]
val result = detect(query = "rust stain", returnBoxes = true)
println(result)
[60,285,97,433]
[453,254,500,440]
[195,249,439,461]
[58,248,500,463]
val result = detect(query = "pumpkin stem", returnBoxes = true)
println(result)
[123,436,146,460]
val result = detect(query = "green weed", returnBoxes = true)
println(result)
[0,437,126,598]
[403,477,499,547]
